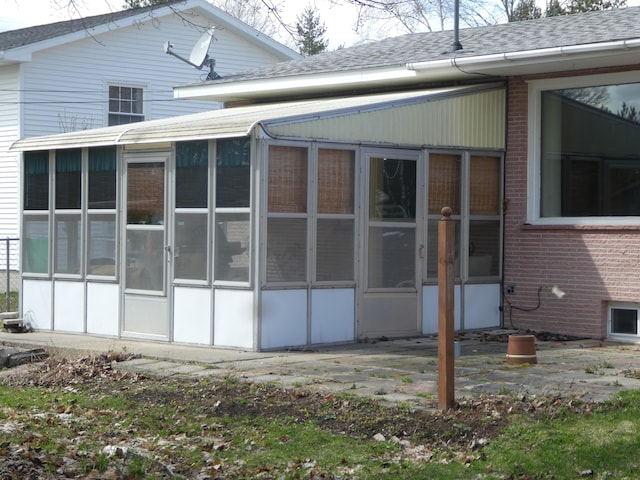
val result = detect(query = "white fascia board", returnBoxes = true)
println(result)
[174,66,419,101]
[0,50,32,63]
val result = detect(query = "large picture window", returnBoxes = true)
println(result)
[538,78,640,218]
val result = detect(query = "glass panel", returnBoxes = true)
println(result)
[469,220,500,277]
[316,219,354,281]
[607,162,640,215]
[266,218,306,282]
[216,138,250,208]
[54,214,81,274]
[127,162,164,225]
[55,149,81,209]
[176,141,208,208]
[470,156,500,215]
[132,89,143,114]
[612,308,637,335]
[268,146,307,213]
[541,85,640,217]
[89,147,116,209]
[368,226,415,288]
[125,229,164,291]
[87,214,116,276]
[426,219,460,279]
[24,151,49,211]
[369,157,416,221]
[174,212,208,281]
[23,216,49,273]
[429,154,461,215]
[215,212,250,282]
[318,149,355,214]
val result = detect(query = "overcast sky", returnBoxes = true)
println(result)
[0,0,368,49]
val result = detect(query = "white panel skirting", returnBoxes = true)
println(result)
[173,287,212,345]
[214,289,254,349]
[22,279,52,330]
[53,281,85,333]
[86,282,119,336]
[463,284,501,330]
[422,285,462,335]
[423,284,501,334]
[311,288,355,344]
[260,290,307,350]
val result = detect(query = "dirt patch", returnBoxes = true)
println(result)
[0,351,595,479]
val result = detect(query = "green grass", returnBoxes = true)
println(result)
[0,291,18,312]
[3,378,640,478]
[468,390,640,479]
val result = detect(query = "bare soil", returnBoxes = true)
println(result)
[0,351,594,479]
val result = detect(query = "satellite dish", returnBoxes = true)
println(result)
[164,28,221,80]
[189,29,215,67]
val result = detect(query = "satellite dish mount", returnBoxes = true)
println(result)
[164,28,221,80]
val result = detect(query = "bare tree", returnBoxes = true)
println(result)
[332,0,504,34]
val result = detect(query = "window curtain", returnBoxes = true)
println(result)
[55,149,81,173]
[24,151,49,175]
[177,141,208,168]
[89,147,116,172]
[217,138,250,167]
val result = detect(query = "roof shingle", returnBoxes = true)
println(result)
[211,6,640,84]
[0,0,184,51]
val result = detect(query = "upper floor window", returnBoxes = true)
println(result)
[108,85,144,126]
[530,73,640,222]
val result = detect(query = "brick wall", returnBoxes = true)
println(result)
[504,66,640,339]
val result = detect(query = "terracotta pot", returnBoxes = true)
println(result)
[506,334,537,365]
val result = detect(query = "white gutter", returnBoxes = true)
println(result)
[407,38,640,73]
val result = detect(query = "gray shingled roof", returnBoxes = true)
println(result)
[0,0,184,51]
[211,6,640,84]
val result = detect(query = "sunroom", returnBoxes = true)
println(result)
[12,83,505,351]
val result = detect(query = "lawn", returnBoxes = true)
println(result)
[0,352,638,479]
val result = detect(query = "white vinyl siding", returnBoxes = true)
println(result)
[0,65,21,272]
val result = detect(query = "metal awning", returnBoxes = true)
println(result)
[10,84,495,151]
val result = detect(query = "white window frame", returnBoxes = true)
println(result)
[608,302,640,341]
[527,70,640,226]
[108,84,145,126]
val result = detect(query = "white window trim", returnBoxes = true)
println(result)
[527,70,640,226]
[107,82,146,126]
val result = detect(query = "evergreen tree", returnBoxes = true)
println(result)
[510,0,543,20]
[545,0,626,16]
[295,6,329,56]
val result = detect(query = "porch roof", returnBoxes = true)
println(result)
[10,84,492,152]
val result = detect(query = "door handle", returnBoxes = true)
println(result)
[419,244,424,258]
[165,245,171,261]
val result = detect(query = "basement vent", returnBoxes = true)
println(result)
[609,304,640,338]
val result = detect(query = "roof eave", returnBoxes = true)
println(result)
[173,66,429,102]
[173,39,640,103]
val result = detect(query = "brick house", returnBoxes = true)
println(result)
[11,7,640,349]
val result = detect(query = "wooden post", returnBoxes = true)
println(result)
[438,206,455,410]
